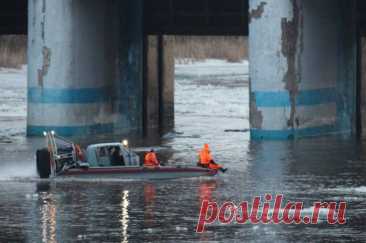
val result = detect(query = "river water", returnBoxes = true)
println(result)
[1,61,366,242]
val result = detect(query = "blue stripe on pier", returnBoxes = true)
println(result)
[250,125,351,140]
[28,87,112,104]
[253,88,337,107]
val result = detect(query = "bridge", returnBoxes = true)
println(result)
[2,0,366,139]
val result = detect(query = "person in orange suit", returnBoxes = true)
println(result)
[144,149,160,167]
[198,144,227,173]
[74,144,85,161]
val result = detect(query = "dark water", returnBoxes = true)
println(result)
[1,61,366,242]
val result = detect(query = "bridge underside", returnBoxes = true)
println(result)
[3,0,366,139]
[144,0,248,35]
[1,0,248,36]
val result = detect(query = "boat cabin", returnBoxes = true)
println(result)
[85,143,140,167]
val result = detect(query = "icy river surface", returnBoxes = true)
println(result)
[1,61,366,242]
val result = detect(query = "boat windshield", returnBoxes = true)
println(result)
[95,146,125,167]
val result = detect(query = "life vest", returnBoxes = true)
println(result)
[199,149,212,164]
[198,144,223,171]
[198,144,213,165]
[144,152,159,167]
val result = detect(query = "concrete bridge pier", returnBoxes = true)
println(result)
[27,0,145,137]
[144,35,174,136]
[249,0,357,139]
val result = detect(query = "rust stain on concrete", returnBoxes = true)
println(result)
[41,0,46,41]
[249,2,267,23]
[37,46,51,87]
[281,0,302,128]
[250,91,263,129]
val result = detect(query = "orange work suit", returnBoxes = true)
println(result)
[144,152,159,167]
[198,144,223,170]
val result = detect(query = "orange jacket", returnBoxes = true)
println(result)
[198,144,213,165]
[75,144,85,161]
[144,152,159,167]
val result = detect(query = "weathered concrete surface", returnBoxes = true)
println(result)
[27,0,144,137]
[360,37,366,138]
[27,0,119,136]
[145,35,160,134]
[116,0,144,137]
[144,35,175,136]
[160,36,175,134]
[249,2,266,23]
[249,0,357,139]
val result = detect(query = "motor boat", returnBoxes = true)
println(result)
[36,131,217,180]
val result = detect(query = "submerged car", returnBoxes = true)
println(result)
[36,131,217,180]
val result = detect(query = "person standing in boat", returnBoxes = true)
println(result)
[144,149,160,167]
[198,144,227,173]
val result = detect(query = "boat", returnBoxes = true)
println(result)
[36,131,217,180]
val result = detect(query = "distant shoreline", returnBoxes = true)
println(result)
[0,35,247,69]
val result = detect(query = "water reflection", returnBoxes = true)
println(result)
[37,182,57,243]
[198,180,218,242]
[198,180,217,202]
[143,183,156,228]
[120,190,129,243]
[247,141,290,194]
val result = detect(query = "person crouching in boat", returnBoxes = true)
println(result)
[198,144,227,173]
[144,149,160,168]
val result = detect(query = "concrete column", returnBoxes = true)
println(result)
[27,0,120,137]
[144,35,175,136]
[116,0,144,136]
[249,0,357,139]
[27,0,145,138]
[360,37,366,138]
[160,35,175,134]
[144,35,160,134]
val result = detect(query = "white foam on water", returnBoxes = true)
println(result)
[330,196,363,202]
[265,206,330,222]
[0,65,27,118]
[25,193,39,200]
[175,226,188,232]
[143,228,156,233]
[0,163,37,180]
[252,225,259,231]
[301,206,330,216]
[175,59,249,77]
[328,186,366,194]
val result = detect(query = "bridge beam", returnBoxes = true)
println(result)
[249,0,357,139]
